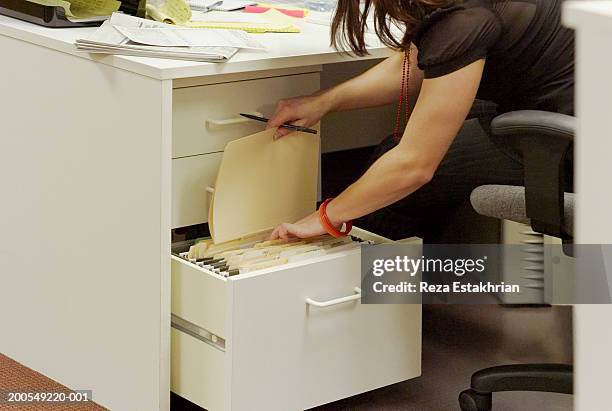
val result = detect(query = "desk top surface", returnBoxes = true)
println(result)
[563,1,612,31]
[0,14,392,80]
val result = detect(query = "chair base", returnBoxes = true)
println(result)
[459,389,492,411]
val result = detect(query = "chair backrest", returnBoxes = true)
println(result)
[489,110,575,239]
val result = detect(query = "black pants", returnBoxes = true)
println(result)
[355,117,525,241]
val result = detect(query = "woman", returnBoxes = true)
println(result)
[268,0,574,241]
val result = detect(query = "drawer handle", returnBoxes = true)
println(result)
[205,111,263,128]
[306,287,361,308]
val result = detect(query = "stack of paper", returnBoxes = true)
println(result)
[75,13,265,62]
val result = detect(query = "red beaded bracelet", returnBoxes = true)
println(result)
[318,198,353,238]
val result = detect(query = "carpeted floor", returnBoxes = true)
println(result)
[0,354,106,410]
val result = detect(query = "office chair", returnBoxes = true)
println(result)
[458,110,575,410]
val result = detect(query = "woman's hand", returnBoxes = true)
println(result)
[266,93,332,139]
[270,211,330,240]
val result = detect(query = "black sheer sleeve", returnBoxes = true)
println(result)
[415,6,502,79]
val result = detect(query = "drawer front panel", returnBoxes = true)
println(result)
[171,328,226,410]
[228,251,422,410]
[172,152,221,229]
[171,256,227,338]
[173,73,320,158]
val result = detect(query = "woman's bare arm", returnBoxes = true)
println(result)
[267,45,423,138]
[325,60,484,223]
[327,45,423,112]
[270,60,485,240]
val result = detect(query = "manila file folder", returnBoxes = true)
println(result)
[208,128,320,244]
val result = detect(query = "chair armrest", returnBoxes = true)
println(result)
[491,110,575,141]
[490,110,575,239]
[471,363,573,394]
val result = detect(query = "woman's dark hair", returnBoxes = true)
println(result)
[331,0,454,55]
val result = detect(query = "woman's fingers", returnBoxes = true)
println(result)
[273,127,292,140]
[275,119,310,140]
[270,212,326,240]
[267,103,294,129]
[268,108,301,139]
[270,225,281,240]
[270,117,310,140]
[270,223,291,240]
[270,223,301,240]
[267,98,316,139]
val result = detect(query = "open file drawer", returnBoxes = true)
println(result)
[171,228,422,410]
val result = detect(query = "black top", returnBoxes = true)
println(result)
[412,0,574,115]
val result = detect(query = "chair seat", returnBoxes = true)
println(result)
[470,185,574,236]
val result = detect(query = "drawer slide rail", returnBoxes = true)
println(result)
[171,314,226,351]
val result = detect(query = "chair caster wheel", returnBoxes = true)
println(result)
[459,389,492,411]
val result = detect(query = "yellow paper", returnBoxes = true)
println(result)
[69,0,121,16]
[146,0,192,24]
[184,21,299,33]
[160,0,192,22]
[26,0,120,19]
[186,9,300,33]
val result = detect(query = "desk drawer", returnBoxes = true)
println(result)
[173,73,320,158]
[171,255,227,338]
[171,328,226,410]
[172,152,221,229]
[171,229,422,410]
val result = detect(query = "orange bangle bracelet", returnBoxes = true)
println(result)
[318,198,353,238]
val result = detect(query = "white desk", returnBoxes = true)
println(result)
[0,13,392,79]
[563,2,612,410]
[0,15,421,411]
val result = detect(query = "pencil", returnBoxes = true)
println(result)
[239,113,318,135]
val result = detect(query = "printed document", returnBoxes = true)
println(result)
[75,13,241,62]
[115,26,265,49]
